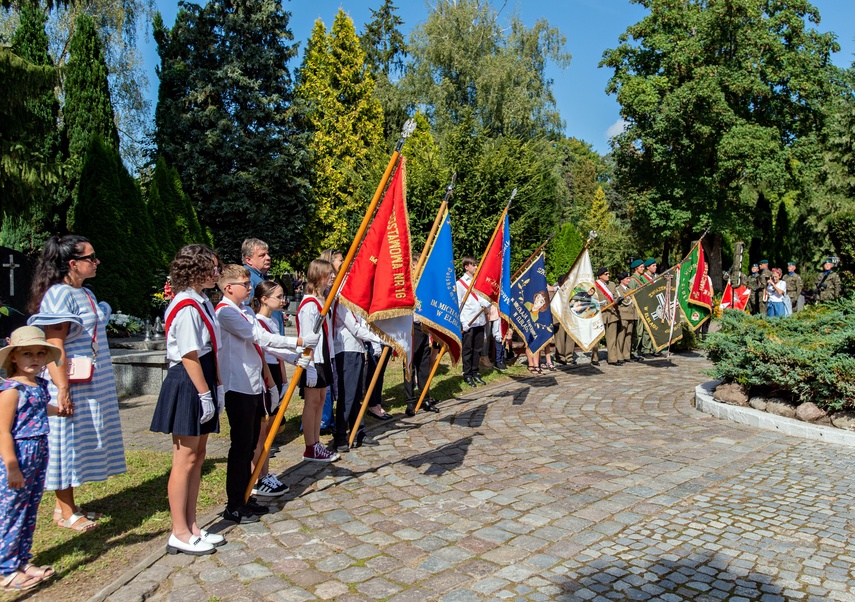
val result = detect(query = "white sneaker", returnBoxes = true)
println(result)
[253,473,290,497]
[166,533,215,556]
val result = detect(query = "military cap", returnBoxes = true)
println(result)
[630,259,644,269]
[596,267,609,277]
[644,258,656,267]
[617,271,630,281]
[787,260,796,266]
[759,259,769,264]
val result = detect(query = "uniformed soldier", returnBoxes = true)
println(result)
[615,272,636,364]
[628,259,646,362]
[756,259,772,315]
[591,267,621,366]
[814,258,842,303]
[635,258,660,356]
[746,264,760,314]
[782,261,803,313]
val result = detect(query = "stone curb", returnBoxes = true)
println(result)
[695,380,855,447]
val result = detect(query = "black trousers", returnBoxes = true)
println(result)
[404,326,431,404]
[335,351,364,443]
[224,390,264,510]
[462,325,485,378]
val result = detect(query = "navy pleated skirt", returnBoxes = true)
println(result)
[150,352,220,436]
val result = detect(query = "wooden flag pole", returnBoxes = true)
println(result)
[245,119,416,502]
[416,190,515,411]
[414,345,446,413]
[348,173,457,445]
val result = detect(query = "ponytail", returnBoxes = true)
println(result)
[28,234,89,314]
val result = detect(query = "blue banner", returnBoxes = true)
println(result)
[507,253,554,354]
[414,210,463,365]
[498,214,511,319]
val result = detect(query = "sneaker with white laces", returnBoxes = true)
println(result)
[303,441,340,462]
[252,474,290,497]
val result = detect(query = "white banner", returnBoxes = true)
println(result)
[549,248,604,352]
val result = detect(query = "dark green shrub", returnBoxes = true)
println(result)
[704,302,855,411]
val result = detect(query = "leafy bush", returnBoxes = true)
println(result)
[704,301,855,411]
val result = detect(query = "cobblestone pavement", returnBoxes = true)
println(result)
[105,353,855,602]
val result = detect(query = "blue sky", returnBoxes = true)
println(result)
[141,0,855,155]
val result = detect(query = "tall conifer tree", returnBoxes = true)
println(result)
[296,10,384,255]
[1,4,61,251]
[155,0,311,260]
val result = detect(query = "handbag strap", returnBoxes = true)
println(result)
[82,289,99,358]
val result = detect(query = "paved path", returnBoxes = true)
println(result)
[104,354,855,602]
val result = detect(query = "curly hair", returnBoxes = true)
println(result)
[250,280,283,313]
[28,234,90,314]
[170,245,220,292]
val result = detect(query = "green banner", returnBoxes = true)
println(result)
[676,245,711,331]
[633,273,683,352]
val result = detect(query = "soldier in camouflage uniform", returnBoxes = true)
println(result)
[813,258,842,303]
[754,259,772,316]
[745,264,759,314]
[783,261,803,313]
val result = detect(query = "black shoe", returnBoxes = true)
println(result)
[555,357,567,365]
[632,355,644,362]
[652,351,663,357]
[223,506,259,523]
[616,361,625,366]
[494,362,508,371]
[591,360,600,366]
[245,498,270,515]
[368,409,394,420]
[405,404,416,417]
[335,440,350,453]
[463,376,477,387]
[473,375,486,385]
[428,397,441,406]
[355,430,379,447]
[422,400,440,413]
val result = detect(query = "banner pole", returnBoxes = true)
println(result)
[348,346,391,447]
[245,119,416,502]
[415,345,446,413]
[459,189,515,309]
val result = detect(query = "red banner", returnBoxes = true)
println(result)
[689,244,714,310]
[339,160,415,320]
[472,214,507,303]
[720,282,750,312]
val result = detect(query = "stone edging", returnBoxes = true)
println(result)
[695,381,855,448]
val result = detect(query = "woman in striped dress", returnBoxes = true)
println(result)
[27,235,126,532]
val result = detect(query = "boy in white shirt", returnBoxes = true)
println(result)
[216,265,313,523]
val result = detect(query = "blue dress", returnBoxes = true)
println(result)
[29,285,126,490]
[0,378,50,574]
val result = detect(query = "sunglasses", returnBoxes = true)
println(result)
[228,281,252,289]
[73,253,98,263]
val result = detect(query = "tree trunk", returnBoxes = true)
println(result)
[662,239,672,271]
[704,233,723,292]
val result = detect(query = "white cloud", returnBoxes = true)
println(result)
[606,118,628,140]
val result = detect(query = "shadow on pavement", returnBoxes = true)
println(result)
[553,550,787,600]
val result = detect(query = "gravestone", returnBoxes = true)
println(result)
[0,247,34,341]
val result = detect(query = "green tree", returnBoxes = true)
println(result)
[585,185,633,272]
[296,10,385,256]
[360,0,408,142]
[404,112,451,254]
[63,11,119,219]
[602,0,841,285]
[0,47,58,223]
[1,4,61,250]
[546,221,584,284]
[405,0,570,140]
[155,0,312,261]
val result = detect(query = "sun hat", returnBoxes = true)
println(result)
[0,326,63,375]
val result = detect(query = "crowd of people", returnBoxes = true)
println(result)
[740,257,842,316]
[0,234,846,586]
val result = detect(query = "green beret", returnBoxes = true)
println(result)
[824,257,834,264]
[644,258,656,267]
[759,259,769,264]
[787,261,796,266]
[630,259,644,269]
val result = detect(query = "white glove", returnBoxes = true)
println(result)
[216,385,225,413]
[268,386,281,412]
[297,353,311,369]
[199,391,215,423]
[305,364,318,388]
[301,330,321,349]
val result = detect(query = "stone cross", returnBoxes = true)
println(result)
[2,254,20,297]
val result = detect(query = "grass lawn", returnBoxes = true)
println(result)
[8,352,531,601]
